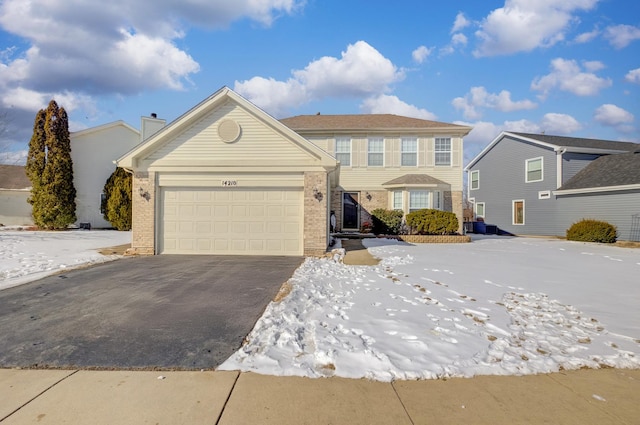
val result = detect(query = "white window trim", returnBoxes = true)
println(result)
[512,199,525,225]
[401,137,417,167]
[538,190,551,199]
[470,170,479,190]
[525,157,544,183]
[335,137,351,167]
[367,137,384,167]
[475,202,485,218]
[434,137,452,166]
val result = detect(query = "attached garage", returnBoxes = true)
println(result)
[117,87,338,257]
[160,187,303,255]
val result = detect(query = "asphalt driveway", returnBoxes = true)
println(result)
[0,255,303,370]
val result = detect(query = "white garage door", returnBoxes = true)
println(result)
[161,188,303,255]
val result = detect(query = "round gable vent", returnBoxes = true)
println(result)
[218,119,241,143]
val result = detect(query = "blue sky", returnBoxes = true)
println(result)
[0,0,638,165]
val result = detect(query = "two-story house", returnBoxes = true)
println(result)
[280,114,471,234]
[465,132,640,240]
[116,87,471,256]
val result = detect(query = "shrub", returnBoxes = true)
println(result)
[371,208,404,235]
[406,209,458,235]
[566,219,617,243]
[102,167,132,231]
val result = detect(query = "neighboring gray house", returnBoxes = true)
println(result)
[465,131,640,240]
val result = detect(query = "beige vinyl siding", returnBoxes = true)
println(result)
[146,103,318,167]
[320,135,463,190]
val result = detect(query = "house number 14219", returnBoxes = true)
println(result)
[221,180,238,187]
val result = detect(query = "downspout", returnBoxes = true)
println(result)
[555,148,566,189]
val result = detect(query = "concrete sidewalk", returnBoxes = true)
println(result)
[1,368,638,424]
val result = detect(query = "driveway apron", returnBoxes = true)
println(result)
[0,255,303,370]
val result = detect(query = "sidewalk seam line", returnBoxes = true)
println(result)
[391,381,415,425]
[214,371,241,425]
[0,369,79,423]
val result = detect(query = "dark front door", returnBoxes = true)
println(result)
[342,192,360,230]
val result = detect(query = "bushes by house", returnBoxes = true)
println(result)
[566,219,617,243]
[406,209,458,235]
[102,167,132,231]
[371,208,404,235]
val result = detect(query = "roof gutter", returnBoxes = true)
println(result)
[554,183,640,196]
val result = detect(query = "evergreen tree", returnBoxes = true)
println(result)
[102,167,132,231]
[26,109,46,212]
[26,100,77,229]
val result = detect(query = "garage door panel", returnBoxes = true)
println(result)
[161,188,303,255]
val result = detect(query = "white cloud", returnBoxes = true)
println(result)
[582,60,605,72]
[234,77,308,118]
[531,58,612,99]
[0,0,303,112]
[451,12,471,33]
[574,28,600,43]
[235,41,404,117]
[473,0,599,57]
[594,104,634,126]
[360,95,437,120]
[0,149,27,165]
[540,113,582,134]
[412,46,433,64]
[452,33,468,46]
[604,24,640,49]
[452,86,537,120]
[0,0,304,145]
[625,68,640,84]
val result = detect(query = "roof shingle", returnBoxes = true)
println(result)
[559,151,640,190]
[510,132,639,152]
[0,165,30,190]
[280,114,470,132]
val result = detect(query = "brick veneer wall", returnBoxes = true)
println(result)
[304,171,329,256]
[127,171,156,255]
[399,234,471,243]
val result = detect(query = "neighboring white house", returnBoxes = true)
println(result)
[71,118,162,228]
[0,164,32,226]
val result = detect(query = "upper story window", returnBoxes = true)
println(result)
[368,137,384,166]
[401,137,417,166]
[335,137,351,166]
[470,170,479,190]
[435,137,451,166]
[526,157,543,182]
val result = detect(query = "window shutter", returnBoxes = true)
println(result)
[452,138,460,167]
[426,138,435,167]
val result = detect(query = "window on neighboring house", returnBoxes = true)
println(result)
[393,191,403,210]
[513,200,525,225]
[526,157,543,182]
[475,202,485,219]
[409,190,429,212]
[100,193,106,214]
[335,137,351,166]
[368,137,384,166]
[435,137,451,166]
[470,170,479,190]
[401,137,417,166]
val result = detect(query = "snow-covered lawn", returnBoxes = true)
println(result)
[220,236,640,381]
[2,230,638,381]
[0,229,131,291]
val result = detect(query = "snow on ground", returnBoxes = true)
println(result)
[0,229,131,291]
[220,236,640,381]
